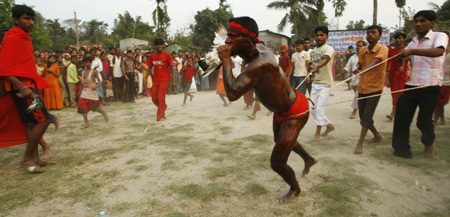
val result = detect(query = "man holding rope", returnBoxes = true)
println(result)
[352,25,388,154]
[217,16,317,203]
[392,10,449,159]
[309,26,335,141]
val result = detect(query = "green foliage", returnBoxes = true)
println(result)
[111,11,156,49]
[346,19,367,30]
[191,2,233,52]
[435,0,450,31]
[152,0,171,41]
[0,0,14,42]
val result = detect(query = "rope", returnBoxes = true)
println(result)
[295,80,450,116]
[295,73,310,90]
[309,54,399,100]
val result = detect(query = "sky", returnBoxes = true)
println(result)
[17,0,446,37]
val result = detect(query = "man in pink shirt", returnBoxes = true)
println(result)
[392,10,449,158]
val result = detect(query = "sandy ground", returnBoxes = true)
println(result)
[2,82,450,217]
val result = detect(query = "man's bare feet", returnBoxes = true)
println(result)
[321,124,335,137]
[190,95,194,101]
[368,136,382,144]
[20,161,45,173]
[80,124,90,130]
[54,116,60,131]
[349,112,356,119]
[104,115,109,123]
[223,103,229,107]
[302,158,318,177]
[279,190,300,203]
[243,105,250,110]
[41,147,53,160]
[314,134,320,141]
[247,114,255,120]
[354,145,363,154]
[35,160,57,167]
[422,143,435,158]
[181,103,186,107]
[386,115,393,121]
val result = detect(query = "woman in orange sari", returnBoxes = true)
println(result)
[43,55,64,109]
[216,66,230,106]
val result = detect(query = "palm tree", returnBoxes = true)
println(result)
[396,0,406,29]
[332,0,347,29]
[152,0,171,39]
[267,0,317,37]
[81,20,108,44]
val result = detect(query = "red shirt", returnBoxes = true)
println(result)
[387,45,407,73]
[279,54,291,75]
[147,51,174,82]
[181,65,197,82]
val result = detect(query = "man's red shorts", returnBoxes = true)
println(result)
[274,90,309,123]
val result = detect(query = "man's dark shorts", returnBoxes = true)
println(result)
[358,91,382,127]
[10,88,55,124]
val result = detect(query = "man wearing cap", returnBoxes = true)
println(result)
[217,16,317,203]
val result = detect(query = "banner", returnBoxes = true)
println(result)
[327,29,390,52]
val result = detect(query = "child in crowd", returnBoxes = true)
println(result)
[180,57,196,106]
[77,56,108,129]
[104,74,114,104]
[36,57,46,77]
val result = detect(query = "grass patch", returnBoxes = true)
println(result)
[134,165,149,172]
[109,185,127,194]
[370,126,450,175]
[170,183,233,202]
[311,158,375,217]
[161,160,181,171]
[244,183,268,196]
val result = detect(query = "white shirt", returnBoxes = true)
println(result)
[175,57,183,72]
[345,54,359,86]
[232,56,243,78]
[91,57,103,79]
[291,51,310,77]
[274,54,280,64]
[310,43,334,85]
[111,56,123,78]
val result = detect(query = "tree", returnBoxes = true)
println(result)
[45,19,66,50]
[0,0,14,42]
[396,0,406,29]
[267,0,317,38]
[434,0,450,31]
[152,0,171,40]
[346,19,366,30]
[111,11,156,48]
[191,2,233,51]
[80,19,108,45]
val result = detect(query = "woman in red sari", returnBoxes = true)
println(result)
[43,55,64,109]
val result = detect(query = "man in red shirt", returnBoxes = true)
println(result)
[180,57,197,106]
[0,5,57,173]
[145,38,174,121]
[386,32,408,120]
[279,45,291,79]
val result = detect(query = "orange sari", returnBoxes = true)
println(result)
[43,64,64,109]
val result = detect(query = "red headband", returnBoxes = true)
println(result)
[229,21,260,43]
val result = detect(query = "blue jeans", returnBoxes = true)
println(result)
[291,76,307,94]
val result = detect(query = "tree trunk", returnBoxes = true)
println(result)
[373,0,377,25]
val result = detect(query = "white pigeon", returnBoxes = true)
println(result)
[203,25,228,78]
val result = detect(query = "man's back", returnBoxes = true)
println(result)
[245,44,296,113]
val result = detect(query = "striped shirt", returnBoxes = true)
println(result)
[405,30,449,86]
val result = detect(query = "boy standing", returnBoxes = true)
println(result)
[67,55,79,107]
[77,57,108,129]
[180,57,197,106]
[145,38,174,121]
[0,5,58,173]
[290,39,310,94]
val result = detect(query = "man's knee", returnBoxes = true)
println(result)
[270,159,285,172]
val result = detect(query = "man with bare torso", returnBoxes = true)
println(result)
[217,16,317,203]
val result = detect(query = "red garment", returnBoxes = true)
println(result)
[181,65,197,82]
[434,86,450,115]
[388,45,408,105]
[0,26,50,90]
[101,60,111,77]
[279,54,291,75]
[147,52,174,82]
[151,81,169,121]
[77,98,104,113]
[0,93,27,149]
[274,90,309,123]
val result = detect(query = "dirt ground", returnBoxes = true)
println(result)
[1,84,450,217]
